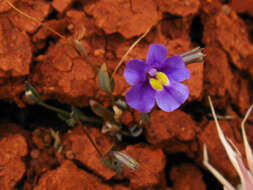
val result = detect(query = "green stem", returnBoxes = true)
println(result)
[38,101,103,124]
[38,101,70,117]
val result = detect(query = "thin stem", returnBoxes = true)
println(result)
[111,25,153,79]
[38,101,70,117]
[74,116,103,157]
[4,0,67,40]
[38,101,103,124]
[5,0,100,76]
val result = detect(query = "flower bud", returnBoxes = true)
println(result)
[25,89,40,103]
[181,47,205,64]
[25,82,41,103]
[111,151,139,170]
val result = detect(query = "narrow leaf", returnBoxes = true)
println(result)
[57,113,76,127]
[98,63,111,94]
[25,81,41,100]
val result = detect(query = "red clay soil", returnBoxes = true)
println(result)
[0,0,253,189]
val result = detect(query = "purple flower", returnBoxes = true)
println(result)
[124,44,190,113]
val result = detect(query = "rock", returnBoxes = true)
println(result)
[235,78,252,120]
[85,0,159,39]
[34,160,112,190]
[170,163,206,190]
[241,54,253,82]
[203,46,233,108]
[113,185,131,190]
[112,69,130,97]
[185,62,203,101]
[0,134,28,190]
[33,19,68,42]
[0,17,32,78]
[63,126,115,180]
[32,39,96,106]
[52,0,74,13]
[0,79,27,107]
[146,110,196,145]
[0,17,32,105]
[66,10,97,38]
[8,0,51,33]
[203,5,253,69]
[231,0,253,16]
[157,0,200,16]
[159,17,192,40]
[198,120,244,182]
[120,110,134,126]
[122,144,166,190]
[162,139,198,158]
[0,0,16,13]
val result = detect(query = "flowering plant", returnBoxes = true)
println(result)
[124,44,190,113]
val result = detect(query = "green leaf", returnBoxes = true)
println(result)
[25,81,41,100]
[57,113,76,127]
[71,106,90,121]
[25,81,42,103]
[98,63,111,94]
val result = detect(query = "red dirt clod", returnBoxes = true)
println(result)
[32,128,52,150]
[231,0,253,16]
[242,54,253,81]
[66,10,97,38]
[114,185,131,190]
[32,39,96,106]
[120,110,134,126]
[52,0,74,13]
[147,110,196,145]
[0,0,16,13]
[34,160,113,190]
[0,17,32,78]
[112,69,130,97]
[30,149,40,159]
[185,62,204,101]
[170,163,206,190]
[0,134,28,190]
[63,126,115,180]
[84,0,159,39]
[235,78,252,120]
[158,0,200,17]
[8,1,51,33]
[0,17,32,105]
[203,46,233,108]
[203,5,253,70]
[198,120,244,182]
[33,19,68,42]
[122,144,166,190]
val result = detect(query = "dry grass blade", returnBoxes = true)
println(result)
[203,144,235,190]
[208,96,240,173]
[241,105,253,174]
[111,25,153,78]
[4,0,66,40]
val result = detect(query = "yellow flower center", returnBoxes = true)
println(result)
[149,72,170,91]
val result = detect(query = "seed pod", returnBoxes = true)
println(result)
[111,151,139,170]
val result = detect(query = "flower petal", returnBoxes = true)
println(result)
[146,44,168,67]
[155,80,189,112]
[126,82,155,113]
[124,59,148,85]
[160,56,190,82]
